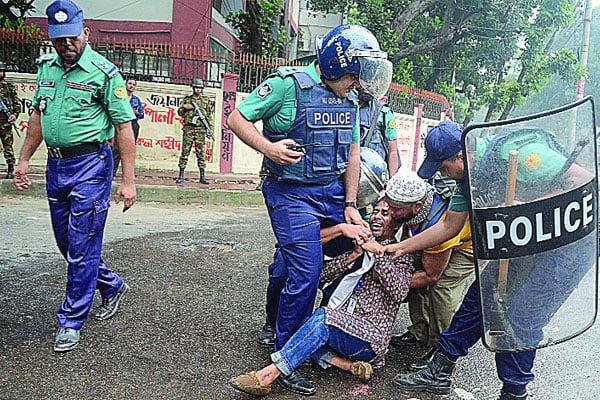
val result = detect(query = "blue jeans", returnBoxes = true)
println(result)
[262,177,346,350]
[271,308,375,376]
[46,144,123,330]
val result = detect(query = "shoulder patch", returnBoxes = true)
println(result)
[114,85,127,99]
[256,82,273,99]
[36,53,56,64]
[523,153,541,169]
[389,119,396,129]
[92,60,118,78]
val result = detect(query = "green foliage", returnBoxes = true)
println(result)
[226,0,292,57]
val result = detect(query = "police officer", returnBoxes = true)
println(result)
[386,122,592,400]
[355,87,399,176]
[228,24,392,394]
[13,0,136,352]
[176,78,213,184]
[0,61,21,179]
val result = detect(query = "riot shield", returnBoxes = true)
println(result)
[462,96,598,352]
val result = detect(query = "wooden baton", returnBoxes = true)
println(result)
[497,150,519,295]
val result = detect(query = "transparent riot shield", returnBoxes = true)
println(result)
[462,96,598,352]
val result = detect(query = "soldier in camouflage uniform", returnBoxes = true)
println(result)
[175,79,213,184]
[0,61,22,179]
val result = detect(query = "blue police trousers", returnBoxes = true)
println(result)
[262,177,345,351]
[438,281,535,394]
[46,144,123,330]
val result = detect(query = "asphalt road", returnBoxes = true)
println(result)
[1,196,599,400]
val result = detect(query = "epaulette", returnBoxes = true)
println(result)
[91,59,118,78]
[276,66,298,78]
[36,53,56,64]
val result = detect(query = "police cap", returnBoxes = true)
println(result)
[191,79,205,88]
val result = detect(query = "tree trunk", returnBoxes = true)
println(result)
[247,0,262,55]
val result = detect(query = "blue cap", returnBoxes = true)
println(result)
[46,0,84,39]
[417,121,464,179]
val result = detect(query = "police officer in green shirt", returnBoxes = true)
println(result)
[228,24,392,395]
[13,0,136,353]
[387,122,592,400]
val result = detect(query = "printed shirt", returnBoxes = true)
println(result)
[129,94,144,122]
[320,239,414,368]
[32,45,134,148]
[0,80,21,120]
[237,62,360,143]
[177,95,212,128]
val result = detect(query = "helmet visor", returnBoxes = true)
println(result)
[358,57,393,100]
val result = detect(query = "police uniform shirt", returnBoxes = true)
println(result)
[237,62,361,143]
[448,133,567,213]
[32,45,135,148]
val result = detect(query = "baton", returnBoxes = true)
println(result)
[490,150,519,338]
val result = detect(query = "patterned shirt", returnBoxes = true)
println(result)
[320,239,414,367]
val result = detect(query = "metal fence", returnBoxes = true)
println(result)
[1,29,450,119]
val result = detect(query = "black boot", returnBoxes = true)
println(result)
[393,350,456,395]
[175,168,185,184]
[498,389,528,399]
[199,169,209,185]
[5,164,14,179]
[409,347,437,371]
[257,320,276,348]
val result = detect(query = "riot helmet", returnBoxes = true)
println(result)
[191,79,205,88]
[357,147,388,209]
[316,24,392,100]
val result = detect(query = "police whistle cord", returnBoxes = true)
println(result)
[490,150,519,338]
[0,98,20,137]
[191,102,214,139]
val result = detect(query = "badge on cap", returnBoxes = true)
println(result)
[114,86,127,99]
[54,10,68,23]
[524,153,541,169]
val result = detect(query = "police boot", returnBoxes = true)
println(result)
[199,169,209,185]
[498,389,528,399]
[393,350,455,395]
[175,168,185,184]
[5,164,14,179]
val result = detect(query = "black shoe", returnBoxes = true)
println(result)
[409,347,436,371]
[393,350,456,395]
[199,169,209,185]
[5,164,14,179]
[498,389,528,399]
[390,331,420,347]
[257,321,275,348]
[275,371,316,396]
[175,168,185,184]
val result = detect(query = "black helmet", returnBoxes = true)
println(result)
[191,79,205,88]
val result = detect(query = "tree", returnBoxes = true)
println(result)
[226,0,291,57]
[307,0,583,124]
[0,0,35,25]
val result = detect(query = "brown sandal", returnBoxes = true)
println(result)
[229,371,272,396]
[350,361,373,382]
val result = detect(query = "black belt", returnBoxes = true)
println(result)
[48,142,102,159]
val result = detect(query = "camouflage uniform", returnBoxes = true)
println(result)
[0,79,21,165]
[176,95,212,170]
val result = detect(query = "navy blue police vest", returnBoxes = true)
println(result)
[262,68,357,184]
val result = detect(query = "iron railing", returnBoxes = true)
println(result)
[1,28,450,119]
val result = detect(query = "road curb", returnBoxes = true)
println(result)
[0,179,265,206]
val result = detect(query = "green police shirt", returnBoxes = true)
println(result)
[381,106,398,141]
[32,45,135,148]
[237,62,360,143]
[449,131,567,213]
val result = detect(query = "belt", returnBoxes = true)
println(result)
[47,142,102,159]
